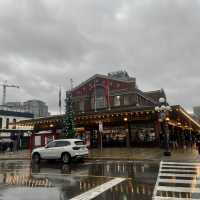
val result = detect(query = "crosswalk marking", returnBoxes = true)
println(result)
[154,197,200,200]
[153,161,200,200]
[70,178,125,200]
[158,179,200,184]
[161,162,200,166]
[162,165,199,169]
[160,169,198,173]
[156,186,200,193]
[159,173,198,177]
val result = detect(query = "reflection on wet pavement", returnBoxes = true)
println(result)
[153,161,200,199]
[0,160,159,200]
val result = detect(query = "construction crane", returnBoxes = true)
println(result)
[0,80,20,105]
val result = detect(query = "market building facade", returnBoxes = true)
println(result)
[15,71,200,149]
[70,71,164,148]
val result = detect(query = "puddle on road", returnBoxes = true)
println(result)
[0,160,159,200]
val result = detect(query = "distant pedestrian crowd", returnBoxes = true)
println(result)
[0,133,23,153]
[159,130,200,152]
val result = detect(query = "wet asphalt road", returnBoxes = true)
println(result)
[0,160,159,200]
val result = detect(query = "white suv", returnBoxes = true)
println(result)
[32,139,88,164]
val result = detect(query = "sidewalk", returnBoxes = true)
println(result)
[0,150,31,160]
[88,147,200,162]
[0,148,199,162]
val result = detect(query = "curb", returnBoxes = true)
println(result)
[0,157,31,160]
[86,157,200,163]
[86,157,161,162]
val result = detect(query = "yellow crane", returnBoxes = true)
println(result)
[0,80,20,105]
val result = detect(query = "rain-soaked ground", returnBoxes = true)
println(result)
[0,160,159,200]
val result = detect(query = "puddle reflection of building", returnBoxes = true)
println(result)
[88,162,158,181]
[31,162,78,176]
[4,174,54,188]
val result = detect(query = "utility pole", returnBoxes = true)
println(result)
[59,85,62,115]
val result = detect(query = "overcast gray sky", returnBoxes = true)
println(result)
[0,0,199,114]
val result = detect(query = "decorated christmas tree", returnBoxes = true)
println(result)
[64,91,75,138]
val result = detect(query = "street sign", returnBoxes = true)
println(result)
[159,112,166,121]
[99,121,103,132]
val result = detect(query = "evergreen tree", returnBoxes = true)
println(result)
[64,91,75,138]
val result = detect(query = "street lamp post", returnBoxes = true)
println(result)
[155,97,172,156]
[98,121,103,152]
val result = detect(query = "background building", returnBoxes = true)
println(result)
[5,102,24,111]
[5,100,49,118]
[193,106,200,118]
[0,105,34,130]
[193,106,200,122]
[23,100,49,118]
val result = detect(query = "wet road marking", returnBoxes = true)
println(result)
[159,173,198,177]
[154,198,200,200]
[162,162,200,166]
[157,186,200,193]
[153,161,200,200]
[160,169,198,173]
[162,165,199,169]
[70,177,126,200]
[158,179,200,184]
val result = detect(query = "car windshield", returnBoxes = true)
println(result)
[74,141,84,145]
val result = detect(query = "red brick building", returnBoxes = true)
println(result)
[71,71,163,113]
[70,71,165,147]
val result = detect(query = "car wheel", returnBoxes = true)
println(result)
[32,153,40,163]
[61,153,71,164]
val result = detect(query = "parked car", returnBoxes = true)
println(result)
[32,139,88,164]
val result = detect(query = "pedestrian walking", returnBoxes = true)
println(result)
[9,141,13,152]
[19,133,23,150]
[16,134,21,151]
[170,133,178,150]
[196,136,200,154]
[192,134,196,149]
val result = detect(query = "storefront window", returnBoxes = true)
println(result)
[35,136,41,146]
[75,131,91,147]
[130,122,156,145]
[102,126,127,147]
